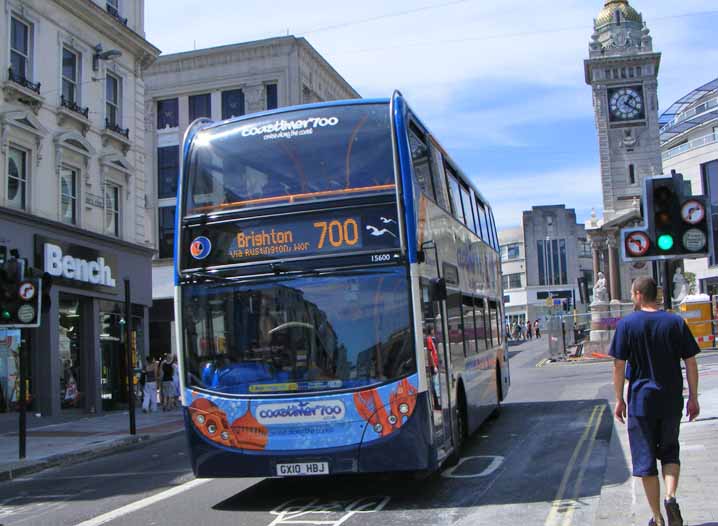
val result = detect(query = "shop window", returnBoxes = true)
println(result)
[157,145,180,199]
[157,98,179,129]
[59,294,83,409]
[7,147,27,210]
[60,167,78,225]
[222,89,245,119]
[189,93,211,121]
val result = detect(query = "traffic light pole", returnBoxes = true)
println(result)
[124,279,136,435]
[663,260,672,311]
[18,330,26,459]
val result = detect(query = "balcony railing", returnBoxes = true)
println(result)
[106,4,128,25]
[8,67,40,94]
[60,95,89,118]
[663,131,718,161]
[105,118,129,139]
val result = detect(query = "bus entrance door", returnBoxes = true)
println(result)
[421,282,452,450]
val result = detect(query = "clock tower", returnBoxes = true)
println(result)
[584,0,662,303]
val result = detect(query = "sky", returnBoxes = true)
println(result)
[144,0,718,229]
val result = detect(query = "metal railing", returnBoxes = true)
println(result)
[105,118,129,139]
[60,95,89,118]
[7,67,40,94]
[663,131,718,161]
[106,4,128,25]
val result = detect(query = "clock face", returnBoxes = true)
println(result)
[608,86,645,122]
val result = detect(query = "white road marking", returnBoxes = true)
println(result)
[268,496,390,526]
[441,456,505,479]
[680,444,706,452]
[73,477,211,526]
[14,470,188,482]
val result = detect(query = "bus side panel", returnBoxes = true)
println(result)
[410,181,501,436]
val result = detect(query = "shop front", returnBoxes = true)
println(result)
[0,209,152,417]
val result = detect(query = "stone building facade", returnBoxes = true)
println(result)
[660,78,718,295]
[584,0,661,302]
[144,36,360,358]
[0,0,159,415]
[500,205,594,325]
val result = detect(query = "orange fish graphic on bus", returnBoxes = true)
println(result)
[354,378,417,437]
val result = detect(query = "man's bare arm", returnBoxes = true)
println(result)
[613,359,627,423]
[684,356,700,421]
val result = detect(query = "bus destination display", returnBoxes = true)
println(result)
[184,206,400,268]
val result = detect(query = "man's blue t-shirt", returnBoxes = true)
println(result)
[609,310,700,418]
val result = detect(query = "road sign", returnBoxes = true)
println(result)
[18,281,36,301]
[625,231,650,257]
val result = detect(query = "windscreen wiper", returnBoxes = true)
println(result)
[183,270,234,282]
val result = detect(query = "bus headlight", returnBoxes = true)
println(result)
[388,415,397,425]
[399,403,409,415]
[221,431,230,441]
[373,423,383,434]
[207,424,217,434]
[196,414,206,424]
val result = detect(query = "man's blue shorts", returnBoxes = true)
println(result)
[627,415,681,477]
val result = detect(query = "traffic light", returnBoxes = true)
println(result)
[0,257,42,329]
[622,172,713,261]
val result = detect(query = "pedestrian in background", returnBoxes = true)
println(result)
[142,356,158,413]
[526,320,533,340]
[161,354,176,411]
[609,276,700,526]
[534,320,541,338]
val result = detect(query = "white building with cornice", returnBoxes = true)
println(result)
[144,36,360,355]
[0,0,159,416]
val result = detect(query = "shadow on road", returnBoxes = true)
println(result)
[212,399,626,518]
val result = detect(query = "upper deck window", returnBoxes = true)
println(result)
[186,104,395,215]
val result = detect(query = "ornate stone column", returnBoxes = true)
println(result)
[607,236,621,302]
[590,238,602,281]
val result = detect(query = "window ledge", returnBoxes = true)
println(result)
[101,125,131,154]
[57,104,91,135]
[2,77,44,114]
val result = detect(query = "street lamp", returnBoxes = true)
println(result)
[92,44,123,71]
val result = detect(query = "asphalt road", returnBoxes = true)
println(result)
[0,339,653,526]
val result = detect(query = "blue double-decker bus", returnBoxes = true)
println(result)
[175,92,509,478]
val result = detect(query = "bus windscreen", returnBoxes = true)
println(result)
[181,268,415,395]
[186,104,395,215]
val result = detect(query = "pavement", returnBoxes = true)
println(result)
[594,352,718,526]
[0,406,185,481]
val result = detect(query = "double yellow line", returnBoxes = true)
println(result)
[544,404,606,526]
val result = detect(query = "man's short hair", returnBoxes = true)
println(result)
[632,276,657,302]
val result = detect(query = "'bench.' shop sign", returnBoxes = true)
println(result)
[34,236,118,293]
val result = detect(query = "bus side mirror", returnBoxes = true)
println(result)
[429,278,447,302]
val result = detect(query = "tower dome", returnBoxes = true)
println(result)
[595,0,642,28]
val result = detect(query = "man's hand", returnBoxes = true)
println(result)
[686,397,700,421]
[614,399,626,424]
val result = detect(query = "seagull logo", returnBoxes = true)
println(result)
[366,225,397,238]
[380,217,397,225]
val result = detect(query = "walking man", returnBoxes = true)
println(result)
[609,277,700,526]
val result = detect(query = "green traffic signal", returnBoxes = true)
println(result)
[657,234,674,251]
[0,309,11,321]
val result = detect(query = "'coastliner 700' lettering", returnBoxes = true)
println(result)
[240,117,339,137]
